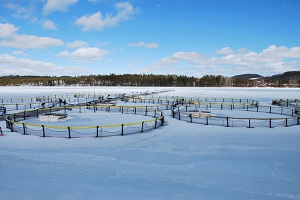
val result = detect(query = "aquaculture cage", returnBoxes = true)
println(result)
[6,105,165,138]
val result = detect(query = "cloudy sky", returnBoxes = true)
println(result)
[0,0,299,77]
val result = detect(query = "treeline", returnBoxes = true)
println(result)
[0,74,250,87]
[0,72,299,87]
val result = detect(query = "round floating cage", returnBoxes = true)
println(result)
[5,105,165,138]
[172,102,300,128]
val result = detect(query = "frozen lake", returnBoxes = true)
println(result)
[0,86,300,200]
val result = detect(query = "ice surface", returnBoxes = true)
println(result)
[0,86,300,200]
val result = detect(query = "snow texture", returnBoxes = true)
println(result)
[0,86,300,200]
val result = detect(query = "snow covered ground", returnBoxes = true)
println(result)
[0,86,300,200]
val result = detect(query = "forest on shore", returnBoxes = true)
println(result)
[0,71,299,87]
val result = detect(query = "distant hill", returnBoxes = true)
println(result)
[263,71,300,80]
[233,74,262,79]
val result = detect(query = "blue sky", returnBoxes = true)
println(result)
[0,0,299,77]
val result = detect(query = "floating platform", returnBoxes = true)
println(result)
[39,113,68,122]
[189,110,212,118]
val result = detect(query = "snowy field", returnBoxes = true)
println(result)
[1,86,300,200]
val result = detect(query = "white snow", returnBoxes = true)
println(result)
[0,86,300,200]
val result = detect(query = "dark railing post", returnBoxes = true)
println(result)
[121,124,124,136]
[145,106,148,116]
[96,126,99,137]
[68,127,71,138]
[141,122,144,133]
[155,120,157,129]
[206,116,208,125]
[42,125,45,137]
[226,117,229,127]
[23,111,26,120]
[269,118,272,128]
[23,123,26,135]
[285,118,288,127]
[190,114,192,123]
[11,122,14,132]
[178,112,181,120]
[248,119,251,128]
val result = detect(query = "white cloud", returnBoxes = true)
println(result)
[66,40,88,49]
[0,34,63,49]
[236,48,250,54]
[4,2,38,22]
[0,23,63,49]
[0,54,89,76]
[43,0,79,15]
[215,47,234,55]
[75,2,139,31]
[0,23,18,38]
[56,47,109,62]
[141,45,300,77]
[129,41,159,49]
[12,50,27,56]
[43,20,57,31]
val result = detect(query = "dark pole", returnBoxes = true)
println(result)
[23,123,26,135]
[42,125,45,137]
[96,126,99,137]
[226,117,229,127]
[68,127,71,138]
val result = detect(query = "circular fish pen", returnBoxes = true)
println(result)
[5,105,165,138]
[172,102,300,128]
